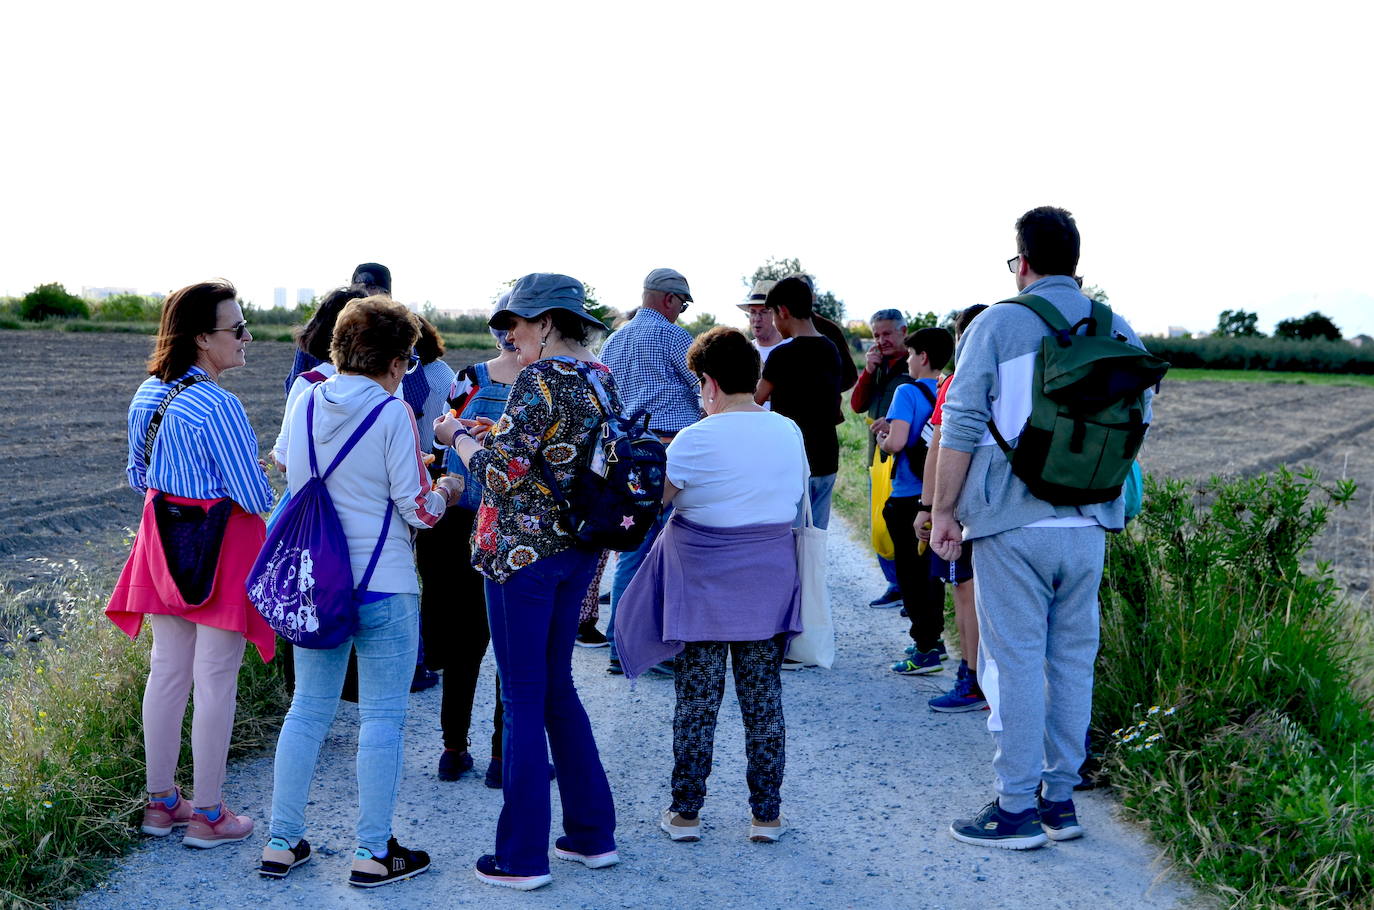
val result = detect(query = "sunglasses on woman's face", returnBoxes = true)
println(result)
[208,320,249,340]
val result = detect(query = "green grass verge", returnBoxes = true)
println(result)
[0,563,286,907]
[1166,368,1374,388]
[833,422,1373,906]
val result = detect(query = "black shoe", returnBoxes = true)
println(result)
[576,621,609,648]
[598,591,611,604]
[438,748,473,781]
[259,837,311,878]
[949,801,1047,850]
[869,585,903,608]
[607,658,624,675]
[348,838,431,888]
[474,853,552,890]
[410,667,439,693]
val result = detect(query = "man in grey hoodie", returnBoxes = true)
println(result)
[930,207,1151,850]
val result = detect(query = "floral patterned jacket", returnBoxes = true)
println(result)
[468,358,615,582]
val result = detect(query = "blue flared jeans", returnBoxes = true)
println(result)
[485,546,617,874]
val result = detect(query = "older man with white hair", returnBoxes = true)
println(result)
[849,307,911,608]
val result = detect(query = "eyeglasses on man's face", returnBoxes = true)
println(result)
[1006,254,1021,274]
[671,293,690,313]
[209,320,249,341]
[405,351,421,375]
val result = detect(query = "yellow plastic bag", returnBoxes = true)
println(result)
[869,447,895,561]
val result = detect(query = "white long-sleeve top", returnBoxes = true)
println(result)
[283,373,445,595]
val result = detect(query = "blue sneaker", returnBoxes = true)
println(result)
[869,586,903,608]
[904,639,948,660]
[928,672,988,713]
[890,649,942,675]
[949,801,1047,850]
[1037,796,1084,841]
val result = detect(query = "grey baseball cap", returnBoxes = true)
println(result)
[737,279,777,311]
[489,273,607,331]
[643,268,692,301]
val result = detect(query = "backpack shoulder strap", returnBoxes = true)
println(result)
[1088,299,1114,338]
[999,294,1072,334]
[913,381,936,406]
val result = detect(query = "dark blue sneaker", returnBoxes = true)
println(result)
[904,639,948,660]
[438,748,473,781]
[949,801,1047,850]
[869,585,903,608]
[1037,796,1084,841]
[928,671,988,713]
[890,649,942,676]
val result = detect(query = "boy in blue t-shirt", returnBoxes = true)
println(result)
[874,326,954,674]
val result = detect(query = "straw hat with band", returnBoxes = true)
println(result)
[737,279,778,310]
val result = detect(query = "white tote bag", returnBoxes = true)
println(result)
[785,477,834,669]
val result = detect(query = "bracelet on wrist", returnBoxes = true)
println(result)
[918,503,932,511]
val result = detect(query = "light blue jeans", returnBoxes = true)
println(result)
[796,473,836,530]
[269,593,419,855]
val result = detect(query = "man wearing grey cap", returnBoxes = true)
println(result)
[599,268,702,676]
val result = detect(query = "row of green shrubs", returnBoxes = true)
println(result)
[1144,334,1374,374]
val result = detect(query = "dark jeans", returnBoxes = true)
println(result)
[485,546,616,875]
[671,636,786,822]
[883,495,946,652]
[417,506,501,756]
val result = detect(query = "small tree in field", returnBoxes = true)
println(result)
[1275,311,1342,341]
[682,312,718,337]
[19,283,89,321]
[744,257,845,323]
[1213,309,1263,338]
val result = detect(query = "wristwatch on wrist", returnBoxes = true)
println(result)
[918,503,932,511]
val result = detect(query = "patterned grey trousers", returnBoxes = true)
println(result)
[670,635,786,821]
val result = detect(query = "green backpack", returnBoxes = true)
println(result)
[987,294,1169,506]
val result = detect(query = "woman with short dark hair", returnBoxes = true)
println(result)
[260,295,462,888]
[107,279,276,850]
[272,286,368,467]
[434,273,619,891]
[614,326,807,844]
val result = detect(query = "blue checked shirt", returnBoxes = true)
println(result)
[126,366,275,513]
[599,308,701,433]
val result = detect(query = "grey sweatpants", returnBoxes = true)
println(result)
[972,525,1105,813]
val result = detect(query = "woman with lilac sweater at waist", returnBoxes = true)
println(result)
[613,326,807,845]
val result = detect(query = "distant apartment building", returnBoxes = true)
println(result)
[297,288,315,305]
[430,306,489,319]
[274,287,287,308]
[82,286,137,300]
[1166,326,1192,338]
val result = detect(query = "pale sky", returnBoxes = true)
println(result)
[4,1,1371,339]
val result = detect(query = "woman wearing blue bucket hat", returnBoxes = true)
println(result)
[435,273,618,890]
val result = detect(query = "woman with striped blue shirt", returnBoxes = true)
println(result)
[107,279,276,850]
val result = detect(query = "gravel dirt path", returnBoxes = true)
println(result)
[72,525,1199,910]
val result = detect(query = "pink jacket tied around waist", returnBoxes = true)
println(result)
[107,489,275,662]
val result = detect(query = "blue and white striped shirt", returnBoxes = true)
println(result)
[125,366,275,514]
[599,308,701,434]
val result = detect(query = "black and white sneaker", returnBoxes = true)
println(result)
[259,837,311,878]
[348,838,431,888]
[575,621,609,648]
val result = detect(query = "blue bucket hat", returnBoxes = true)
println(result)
[490,273,607,332]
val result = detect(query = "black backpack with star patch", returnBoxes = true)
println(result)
[537,360,668,551]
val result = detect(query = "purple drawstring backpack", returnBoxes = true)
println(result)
[247,390,396,649]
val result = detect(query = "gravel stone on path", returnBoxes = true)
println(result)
[74,519,1201,910]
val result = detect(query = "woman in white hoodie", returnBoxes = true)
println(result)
[259,296,462,888]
